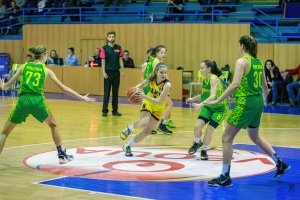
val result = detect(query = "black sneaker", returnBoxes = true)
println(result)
[274,161,291,179]
[188,141,203,155]
[102,112,108,117]
[208,174,233,187]
[112,111,122,116]
[122,145,133,157]
[200,150,208,160]
[58,149,74,164]
[157,123,173,134]
[151,129,157,134]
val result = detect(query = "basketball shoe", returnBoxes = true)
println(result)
[188,141,203,154]
[157,123,173,134]
[58,149,74,164]
[208,174,233,187]
[120,126,132,140]
[122,145,133,157]
[274,161,291,178]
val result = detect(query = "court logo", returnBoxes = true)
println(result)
[23,146,276,181]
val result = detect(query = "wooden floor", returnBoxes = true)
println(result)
[0,96,300,200]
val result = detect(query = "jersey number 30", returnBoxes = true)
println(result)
[253,71,262,88]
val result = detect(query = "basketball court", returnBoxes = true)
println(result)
[0,95,299,200]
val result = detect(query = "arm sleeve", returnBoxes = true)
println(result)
[100,48,106,59]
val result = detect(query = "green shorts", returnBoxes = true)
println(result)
[198,105,228,125]
[9,95,51,124]
[227,95,263,129]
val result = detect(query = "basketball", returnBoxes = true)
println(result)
[127,87,140,103]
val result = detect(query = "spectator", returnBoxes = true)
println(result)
[122,50,135,68]
[61,0,79,22]
[25,54,34,62]
[37,0,47,13]
[100,31,124,117]
[6,0,20,35]
[85,48,101,68]
[264,59,284,105]
[14,0,25,8]
[164,0,184,21]
[285,64,300,106]
[46,50,64,66]
[103,0,120,12]
[0,1,7,34]
[65,47,79,66]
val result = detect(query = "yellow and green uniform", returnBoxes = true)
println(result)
[199,74,228,125]
[143,57,158,94]
[9,62,51,124]
[141,79,169,120]
[228,55,264,128]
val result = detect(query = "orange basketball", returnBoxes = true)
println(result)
[127,87,140,104]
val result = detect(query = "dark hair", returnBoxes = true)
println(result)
[148,62,168,82]
[264,59,276,69]
[68,47,74,53]
[203,60,222,77]
[239,35,258,58]
[123,50,129,54]
[28,45,47,60]
[107,31,116,36]
[26,54,33,59]
[147,47,153,54]
[152,45,166,58]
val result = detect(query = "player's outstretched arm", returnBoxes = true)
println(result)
[47,68,96,103]
[0,65,24,90]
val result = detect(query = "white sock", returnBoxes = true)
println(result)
[125,139,136,147]
[162,119,167,124]
[222,164,231,176]
[128,124,134,131]
[202,145,208,150]
[195,138,200,144]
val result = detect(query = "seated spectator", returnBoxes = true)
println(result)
[0,1,7,34]
[285,64,300,106]
[25,54,34,62]
[84,48,101,67]
[122,50,135,68]
[61,0,79,22]
[65,47,80,66]
[164,0,184,21]
[37,0,47,13]
[264,59,284,105]
[6,0,20,35]
[46,50,64,66]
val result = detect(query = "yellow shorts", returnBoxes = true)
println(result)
[140,99,166,121]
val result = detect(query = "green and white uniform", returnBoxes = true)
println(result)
[199,74,228,125]
[228,55,264,128]
[143,57,158,94]
[9,62,51,124]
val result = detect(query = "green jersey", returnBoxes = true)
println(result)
[19,62,46,96]
[234,55,263,97]
[201,74,227,109]
[143,57,157,80]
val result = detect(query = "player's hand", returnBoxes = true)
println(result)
[82,93,96,103]
[192,103,204,111]
[0,78,4,90]
[186,97,194,104]
[103,73,108,79]
[136,90,144,102]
